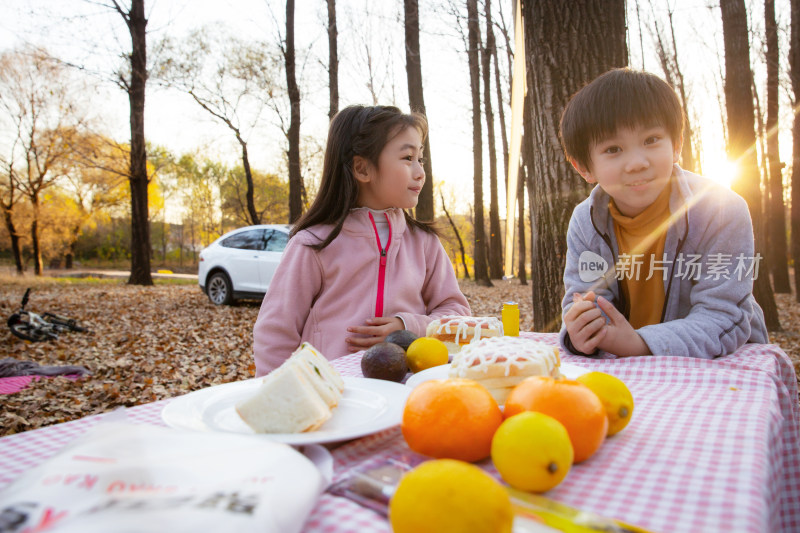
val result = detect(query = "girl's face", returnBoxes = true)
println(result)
[355,126,425,210]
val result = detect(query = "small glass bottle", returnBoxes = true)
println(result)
[502,301,519,336]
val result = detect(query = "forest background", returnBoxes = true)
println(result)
[1,0,799,334]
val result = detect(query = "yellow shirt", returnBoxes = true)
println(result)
[609,182,672,329]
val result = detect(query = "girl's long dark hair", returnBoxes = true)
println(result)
[290,105,436,250]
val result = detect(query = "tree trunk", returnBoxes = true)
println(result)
[440,192,470,279]
[719,0,780,329]
[404,0,434,222]
[286,0,303,223]
[522,0,627,332]
[125,0,153,285]
[2,207,24,274]
[791,0,800,302]
[482,0,503,279]
[238,137,259,225]
[517,162,527,285]
[31,194,43,275]
[493,26,510,193]
[765,0,791,293]
[327,0,339,121]
[66,224,80,270]
[667,10,695,172]
[467,0,491,287]
[179,222,184,268]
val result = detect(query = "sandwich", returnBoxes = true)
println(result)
[236,343,344,433]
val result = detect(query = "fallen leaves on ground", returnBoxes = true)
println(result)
[0,277,798,436]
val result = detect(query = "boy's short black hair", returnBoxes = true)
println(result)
[559,68,684,170]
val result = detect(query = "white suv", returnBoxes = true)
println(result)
[198,225,291,305]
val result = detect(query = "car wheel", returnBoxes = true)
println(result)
[207,272,234,305]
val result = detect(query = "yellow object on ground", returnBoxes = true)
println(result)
[492,412,573,493]
[389,459,513,533]
[576,371,634,436]
[405,337,448,373]
[156,269,173,274]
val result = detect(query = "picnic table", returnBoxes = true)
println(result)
[1,332,798,532]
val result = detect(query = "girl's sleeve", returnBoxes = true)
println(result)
[396,235,471,336]
[252,237,323,376]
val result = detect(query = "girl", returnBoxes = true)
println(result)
[253,105,470,375]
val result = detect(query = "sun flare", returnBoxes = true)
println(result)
[702,158,738,189]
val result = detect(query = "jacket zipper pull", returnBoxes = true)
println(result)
[380,248,387,266]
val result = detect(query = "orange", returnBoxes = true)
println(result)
[402,379,503,462]
[505,376,608,463]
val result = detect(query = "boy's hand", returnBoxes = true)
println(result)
[564,291,607,354]
[345,317,404,352]
[593,296,650,357]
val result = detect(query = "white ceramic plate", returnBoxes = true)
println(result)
[161,376,410,445]
[405,361,590,389]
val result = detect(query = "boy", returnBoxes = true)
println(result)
[559,68,768,358]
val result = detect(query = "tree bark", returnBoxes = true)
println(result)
[1,207,24,273]
[791,0,800,302]
[719,0,780,329]
[667,9,695,172]
[467,0,491,286]
[482,0,503,279]
[516,162,527,285]
[522,0,627,332]
[285,0,303,223]
[327,0,339,121]
[440,192,470,279]
[765,0,791,293]
[239,137,259,225]
[404,0,434,222]
[121,0,153,285]
[493,21,510,193]
[30,195,42,275]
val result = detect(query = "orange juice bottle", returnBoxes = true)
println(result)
[502,302,519,336]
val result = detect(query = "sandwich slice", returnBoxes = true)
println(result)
[294,342,345,406]
[235,343,344,433]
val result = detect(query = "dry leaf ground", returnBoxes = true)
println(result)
[1,275,798,436]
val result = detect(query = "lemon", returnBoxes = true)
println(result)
[405,337,448,373]
[576,371,634,436]
[389,459,513,533]
[491,412,573,493]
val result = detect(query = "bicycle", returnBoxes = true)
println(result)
[7,288,89,342]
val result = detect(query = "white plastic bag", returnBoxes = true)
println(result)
[0,422,328,533]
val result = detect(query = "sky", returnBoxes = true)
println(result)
[0,0,795,218]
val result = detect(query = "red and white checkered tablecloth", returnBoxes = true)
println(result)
[1,333,798,533]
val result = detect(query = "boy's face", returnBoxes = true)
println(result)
[571,125,681,217]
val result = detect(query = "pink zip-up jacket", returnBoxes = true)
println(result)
[253,208,470,375]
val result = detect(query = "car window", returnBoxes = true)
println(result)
[221,229,266,250]
[264,230,289,252]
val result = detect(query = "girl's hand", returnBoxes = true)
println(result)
[345,317,404,352]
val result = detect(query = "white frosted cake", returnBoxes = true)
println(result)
[448,336,561,404]
[236,343,344,433]
[426,316,503,354]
